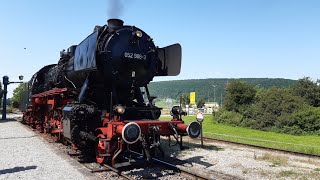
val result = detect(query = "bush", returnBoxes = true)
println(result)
[241,105,320,135]
[244,88,305,130]
[216,109,243,126]
[240,117,256,128]
[274,113,295,129]
[281,125,305,135]
[215,83,320,136]
[291,107,320,135]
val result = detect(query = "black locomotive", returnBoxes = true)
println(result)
[22,19,200,165]
[31,19,181,119]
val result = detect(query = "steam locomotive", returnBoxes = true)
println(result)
[22,19,200,166]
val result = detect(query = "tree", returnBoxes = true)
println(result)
[180,93,190,107]
[290,107,320,135]
[292,77,320,107]
[12,101,20,108]
[197,98,205,108]
[11,83,25,107]
[6,98,12,107]
[243,88,305,130]
[224,80,256,112]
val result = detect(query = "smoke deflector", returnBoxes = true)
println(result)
[157,43,182,76]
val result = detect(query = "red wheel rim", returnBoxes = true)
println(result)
[96,134,107,164]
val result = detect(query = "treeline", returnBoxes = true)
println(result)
[148,78,296,103]
[216,77,320,135]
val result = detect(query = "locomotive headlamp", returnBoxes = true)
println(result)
[122,122,141,144]
[135,30,143,38]
[171,106,183,116]
[114,105,125,115]
[186,122,201,138]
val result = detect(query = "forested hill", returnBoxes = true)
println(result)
[148,78,297,101]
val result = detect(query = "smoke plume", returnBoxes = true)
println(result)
[107,0,123,18]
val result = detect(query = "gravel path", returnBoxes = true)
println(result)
[160,136,320,180]
[0,114,95,180]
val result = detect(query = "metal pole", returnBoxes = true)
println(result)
[187,105,189,116]
[2,76,9,120]
[200,122,203,148]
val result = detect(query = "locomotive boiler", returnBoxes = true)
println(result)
[22,19,200,166]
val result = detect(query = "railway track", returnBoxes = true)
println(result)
[68,149,220,180]
[13,115,320,179]
[202,136,320,158]
[89,163,135,180]
[45,135,136,180]
[128,150,242,180]
[85,150,223,179]
[22,121,216,179]
[129,151,215,180]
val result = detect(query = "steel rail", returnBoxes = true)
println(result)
[129,151,212,180]
[102,164,135,180]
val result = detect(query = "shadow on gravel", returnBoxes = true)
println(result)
[183,156,213,167]
[161,138,224,151]
[0,166,37,175]
[124,165,176,179]
[155,138,223,169]
[182,140,223,151]
[161,154,214,168]
[0,118,17,123]
[0,135,37,140]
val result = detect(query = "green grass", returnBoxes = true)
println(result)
[0,107,15,113]
[160,115,320,155]
[256,153,288,166]
[277,170,297,177]
[155,99,178,108]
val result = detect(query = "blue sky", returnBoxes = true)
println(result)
[0,0,320,97]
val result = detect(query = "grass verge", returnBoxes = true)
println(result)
[160,115,320,155]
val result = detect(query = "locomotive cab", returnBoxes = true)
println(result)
[113,86,162,120]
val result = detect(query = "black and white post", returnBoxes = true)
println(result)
[196,112,204,148]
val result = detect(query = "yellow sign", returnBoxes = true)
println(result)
[190,92,196,104]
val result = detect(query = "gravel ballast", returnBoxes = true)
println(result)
[160,136,320,180]
[0,114,91,180]
[2,113,319,180]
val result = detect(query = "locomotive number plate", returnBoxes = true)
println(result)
[124,52,146,60]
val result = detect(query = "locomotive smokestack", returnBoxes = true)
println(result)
[107,19,124,32]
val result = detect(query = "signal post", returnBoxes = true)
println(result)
[2,75,24,120]
[196,112,204,148]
